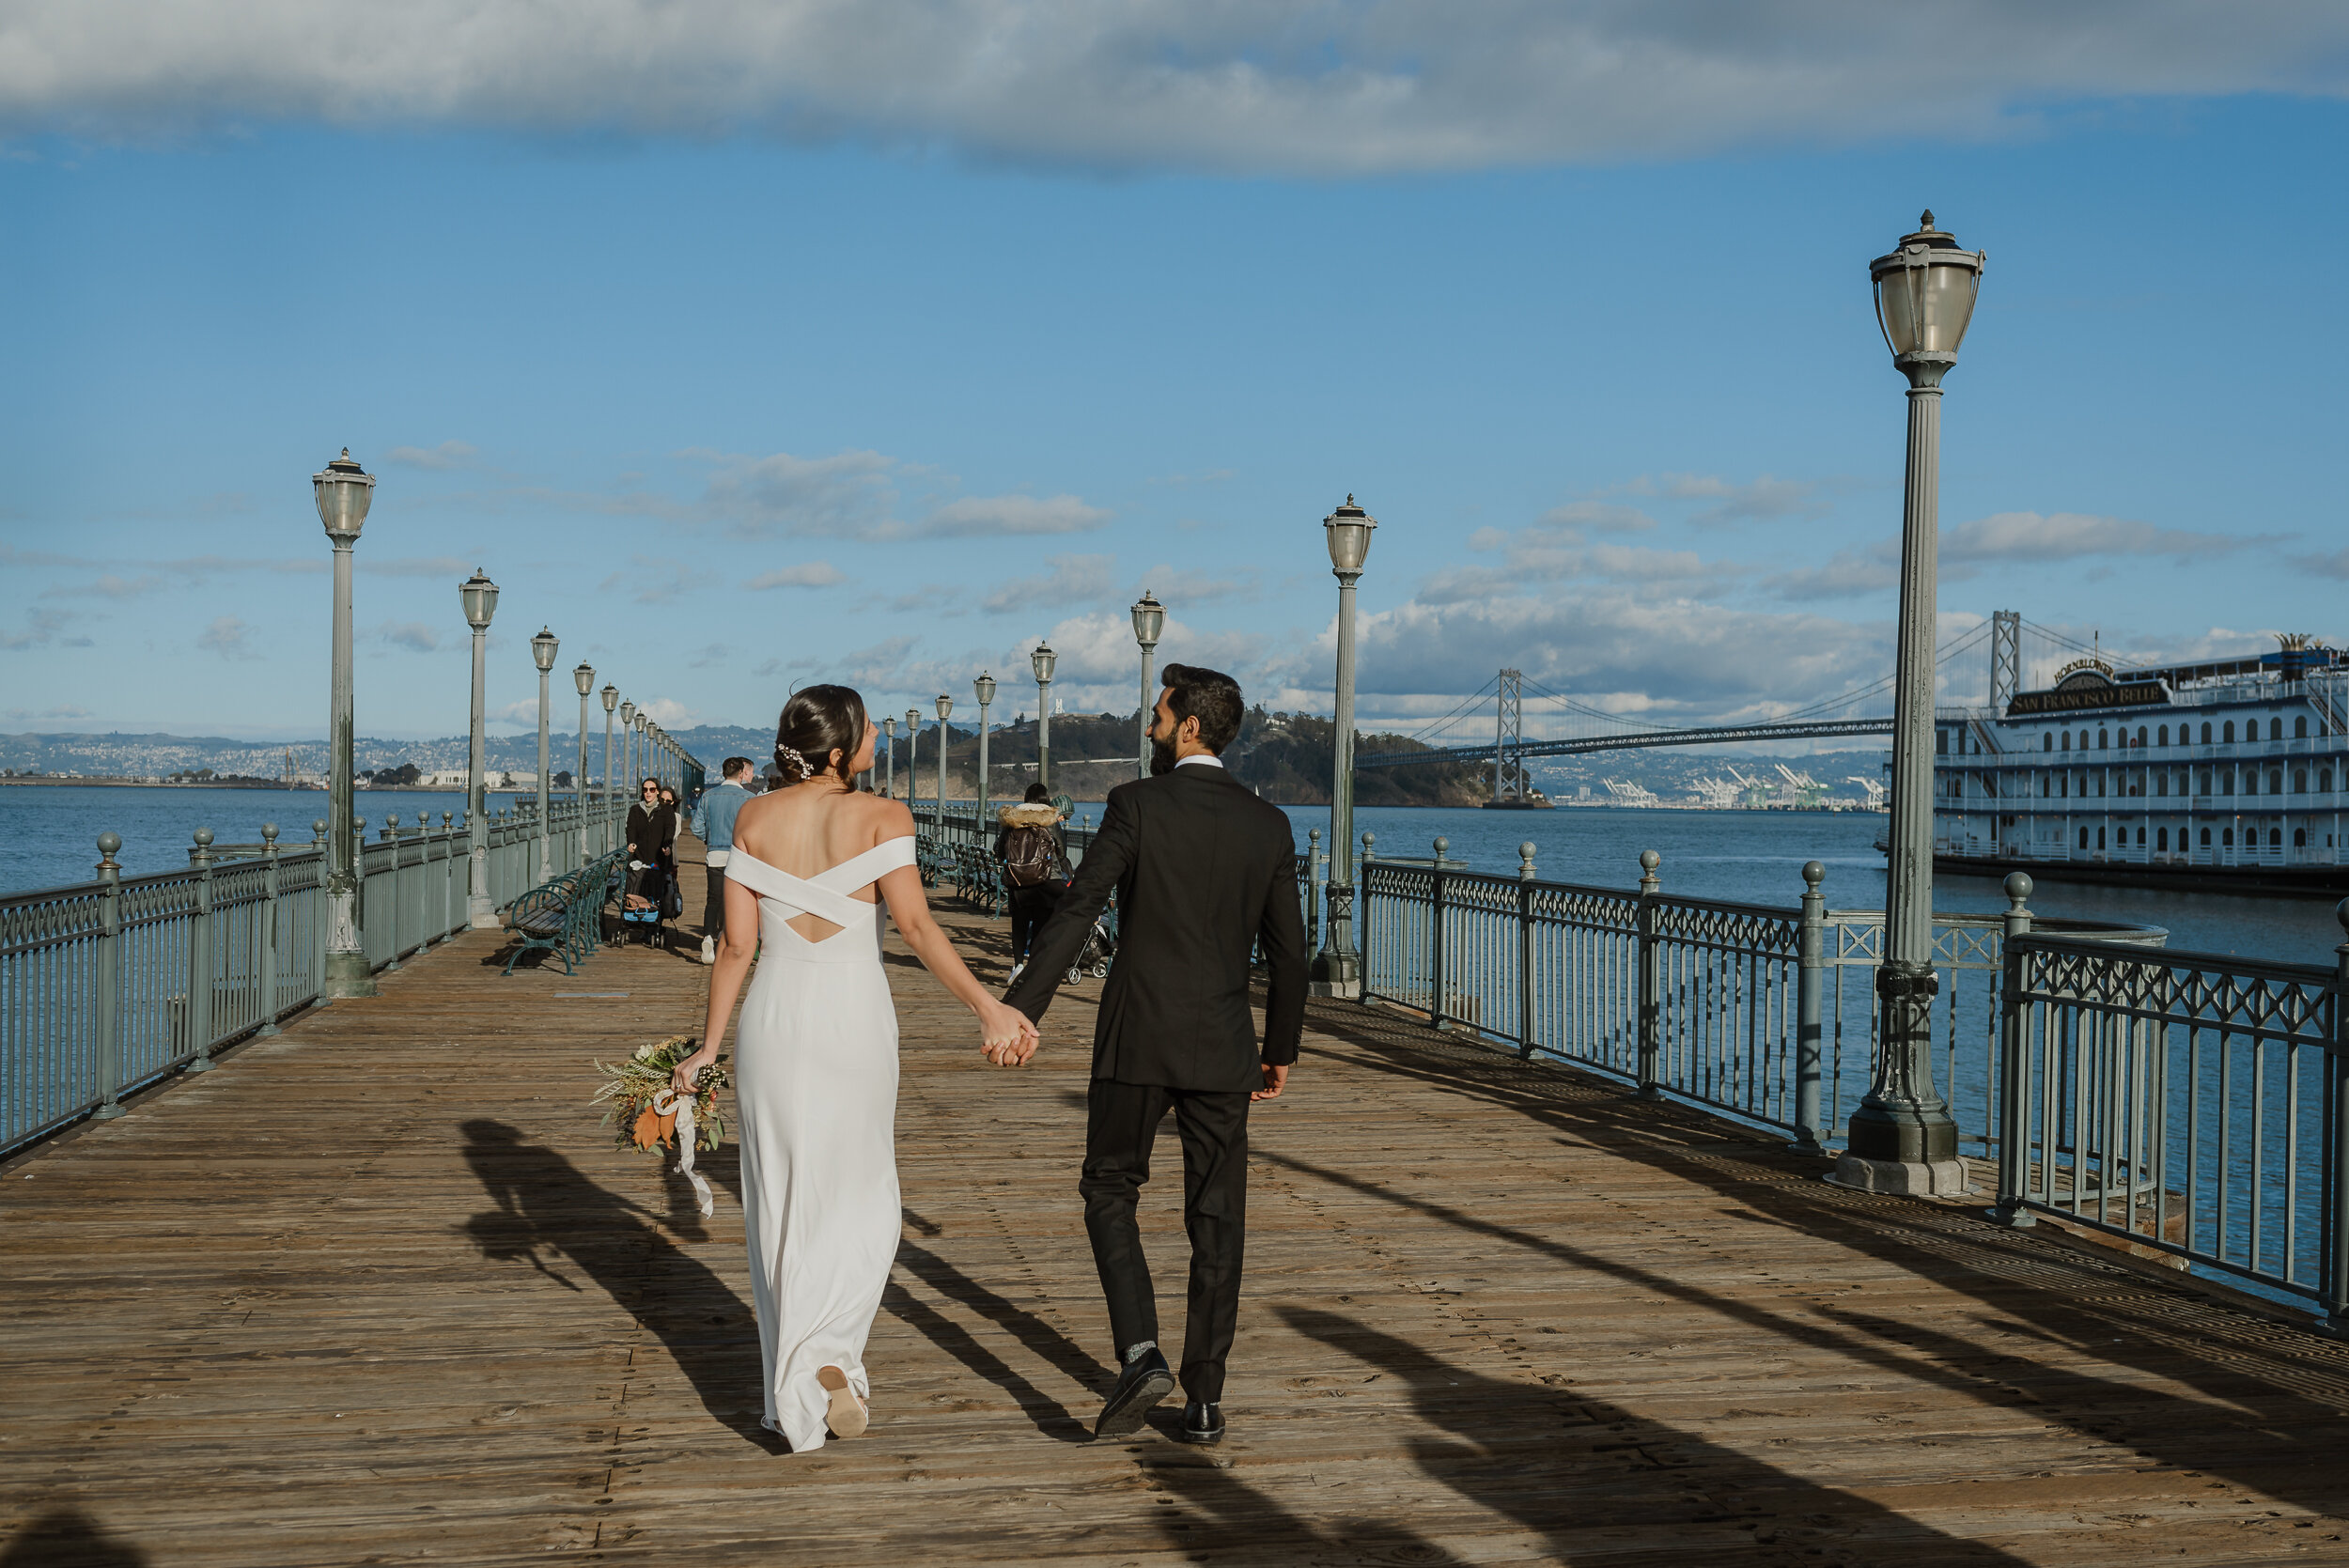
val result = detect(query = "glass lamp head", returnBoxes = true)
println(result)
[1030,642,1056,684]
[974,672,997,707]
[460,568,499,630]
[883,717,895,737]
[936,693,954,721]
[1870,210,1986,362]
[620,699,636,725]
[573,661,595,697]
[1324,493,1376,576]
[313,448,375,544]
[906,707,921,735]
[1131,590,1165,649]
[531,627,559,674]
[600,683,618,713]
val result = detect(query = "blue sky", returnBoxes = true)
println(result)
[3,4,2345,747]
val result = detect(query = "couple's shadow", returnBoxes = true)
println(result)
[459,1119,776,1446]
[457,1122,1102,1449]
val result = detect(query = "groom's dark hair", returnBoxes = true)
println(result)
[1160,664,1243,754]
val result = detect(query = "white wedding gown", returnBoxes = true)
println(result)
[723,835,916,1450]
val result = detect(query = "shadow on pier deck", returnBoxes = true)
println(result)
[7,851,2349,1566]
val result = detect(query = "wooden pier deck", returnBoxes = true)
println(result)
[8,850,2349,1566]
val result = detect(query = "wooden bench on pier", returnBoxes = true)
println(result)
[498,850,625,976]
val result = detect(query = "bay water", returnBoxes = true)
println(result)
[4,784,2338,965]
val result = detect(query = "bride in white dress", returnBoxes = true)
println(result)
[668,685,1036,1451]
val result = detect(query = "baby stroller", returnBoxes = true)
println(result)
[616,860,675,950]
[1065,902,1117,984]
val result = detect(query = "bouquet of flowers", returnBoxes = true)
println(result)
[592,1035,729,1215]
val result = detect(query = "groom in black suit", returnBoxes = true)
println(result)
[1001,662,1308,1445]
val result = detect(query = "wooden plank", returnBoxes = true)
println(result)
[5,840,2349,1564]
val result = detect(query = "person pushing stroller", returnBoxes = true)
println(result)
[996,783,1069,983]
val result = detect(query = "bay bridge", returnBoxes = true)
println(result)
[1359,611,2100,800]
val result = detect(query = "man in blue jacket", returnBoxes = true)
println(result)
[689,756,755,966]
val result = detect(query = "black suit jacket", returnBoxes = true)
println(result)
[1002,763,1308,1093]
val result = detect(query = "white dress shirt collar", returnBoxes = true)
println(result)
[1174,753,1225,770]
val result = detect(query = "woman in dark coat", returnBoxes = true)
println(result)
[625,777,675,902]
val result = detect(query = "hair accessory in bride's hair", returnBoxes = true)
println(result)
[774,743,815,781]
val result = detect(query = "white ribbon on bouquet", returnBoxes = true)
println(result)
[649,1087,713,1217]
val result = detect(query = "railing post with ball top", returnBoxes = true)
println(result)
[2326,899,2349,1322]
[1636,849,1662,1099]
[1790,861,1828,1156]
[1305,828,1322,952]
[187,828,217,1074]
[310,820,331,1000]
[1517,842,1537,1060]
[1430,836,1449,1031]
[257,823,283,1036]
[381,814,403,970]
[93,833,126,1120]
[1990,873,2039,1227]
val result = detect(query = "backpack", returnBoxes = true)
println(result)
[1002,824,1060,888]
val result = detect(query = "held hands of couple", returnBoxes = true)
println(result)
[978,1000,1039,1067]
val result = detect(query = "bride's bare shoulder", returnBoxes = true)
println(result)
[852,794,916,843]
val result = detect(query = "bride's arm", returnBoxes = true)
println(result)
[878,861,1039,1063]
[672,875,762,1092]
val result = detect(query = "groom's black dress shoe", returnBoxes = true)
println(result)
[1094,1348,1175,1438]
[1175,1401,1224,1445]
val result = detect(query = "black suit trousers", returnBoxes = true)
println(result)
[1081,1078,1250,1405]
[701,865,727,940]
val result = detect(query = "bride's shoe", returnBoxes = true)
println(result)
[818,1365,869,1438]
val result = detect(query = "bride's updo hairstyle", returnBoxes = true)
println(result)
[773,684,868,786]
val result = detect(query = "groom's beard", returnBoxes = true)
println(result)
[1149,732,1177,775]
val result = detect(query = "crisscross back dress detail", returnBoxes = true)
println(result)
[723,834,916,1450]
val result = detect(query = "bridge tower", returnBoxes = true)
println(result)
[1989,609,2020,711]
[1492,669,1526,804]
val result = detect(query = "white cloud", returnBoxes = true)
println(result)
[1768,509,2275,599]
[699,449,898,538]
[1765,541,1901,600]
[1329,592,1888,723]
[982,553,1116,613]
[39,572,163,598]
[1422,511,1736,603]
[688,450,1106,541]
[383,440,479,471]
[373,620,441,652]
[2291,547,2349,581]
[745,561,848,589]
[921,494,1111,538]
[195,614,256,660]
[1537,500,1657,533]
[1131,564,1261,605]
[599,555,721,603]
[1942,510,2266,563]
[6,5,2344,173]
[635,696,699,727]
[1657,474,1833,526]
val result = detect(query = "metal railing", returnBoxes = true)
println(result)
[1354,838,2166,1157]
[1991,919,2349,1316]
[0,797,601,1158]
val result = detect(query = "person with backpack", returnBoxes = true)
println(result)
[995,783,1068,983]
